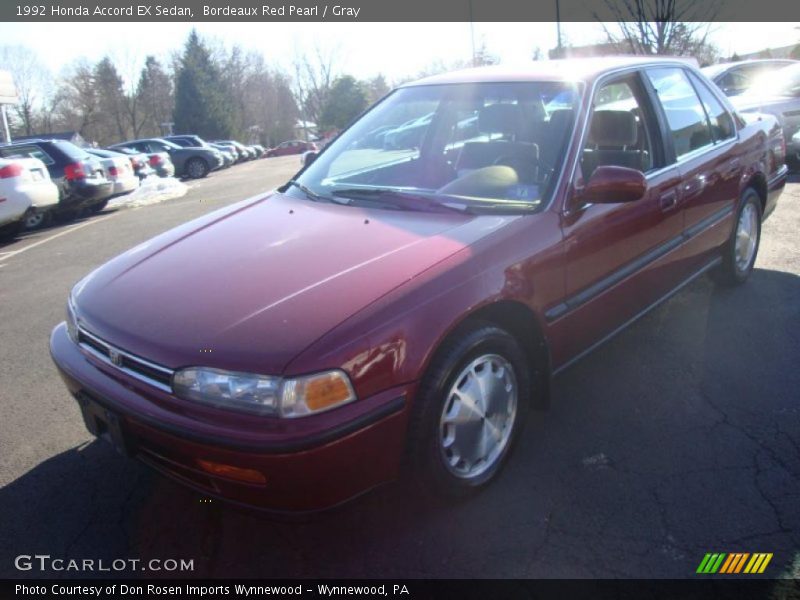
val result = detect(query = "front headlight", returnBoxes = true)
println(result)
[66,298,79,343]
[172,367,356,418]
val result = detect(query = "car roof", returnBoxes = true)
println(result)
[403,56,700,87]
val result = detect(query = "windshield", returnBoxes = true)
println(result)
[290,81,581,212]
[742,63,800,97]
[701,64,728,80]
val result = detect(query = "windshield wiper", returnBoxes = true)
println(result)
[287,180,347,205]
[330,188,469,214]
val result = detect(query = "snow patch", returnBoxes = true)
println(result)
[108,177,188,209]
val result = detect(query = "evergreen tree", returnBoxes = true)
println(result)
[136,56,173,137]
[93,57,128,143]
[319,76,367,130]
[173,30,233,138]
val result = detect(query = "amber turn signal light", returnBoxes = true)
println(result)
[196,459,267,485]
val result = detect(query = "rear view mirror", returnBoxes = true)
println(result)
[580,165,647,204]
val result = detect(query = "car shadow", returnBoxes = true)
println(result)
[1,268,799,579]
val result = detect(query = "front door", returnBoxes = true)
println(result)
[553,70,685,367]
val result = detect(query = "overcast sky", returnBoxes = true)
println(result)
[0,22,798,84]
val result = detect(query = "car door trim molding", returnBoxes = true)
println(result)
[552,255,723,376]
[545,203,733,323]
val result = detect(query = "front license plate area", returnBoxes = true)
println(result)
[77,393,131,457]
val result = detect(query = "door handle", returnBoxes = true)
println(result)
[659,191,678,211]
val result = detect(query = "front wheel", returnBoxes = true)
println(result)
[185,157,209,179]
[712,188,762,286]
[407,323,531,498]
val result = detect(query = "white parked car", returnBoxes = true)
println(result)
[87,148,140,197]
[0,157,59,239]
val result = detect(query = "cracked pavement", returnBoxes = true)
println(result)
[0,161,798,580]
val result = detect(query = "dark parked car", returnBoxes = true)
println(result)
[266,139,317,157]
[51,58,787,512]
[105,147,155,180]
[702,59,796,97]
[0,139,113,220]
[730,62,800,169]
[210,142,243,163]
[109,138,222,179]
[164,135,234,168]
[215,140,257,161]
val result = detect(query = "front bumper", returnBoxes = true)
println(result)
[49,323,410,512]
[764,164,789,221]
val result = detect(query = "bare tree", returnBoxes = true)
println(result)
[292,43,340,129]
[52,60,98,139]
[0,45,50,135]
[597,0,720,64]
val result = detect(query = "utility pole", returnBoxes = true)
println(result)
[556,0,563,58]
[469,0,476,66]
[1,105,10,143]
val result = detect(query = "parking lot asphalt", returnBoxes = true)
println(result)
[0,160,798,580]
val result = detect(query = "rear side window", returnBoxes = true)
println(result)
[54,141,91,162]
[647,67,713,159]
[688,72,736,142]
[0,145,55,165]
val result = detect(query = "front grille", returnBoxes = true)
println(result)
[77,326,174,392]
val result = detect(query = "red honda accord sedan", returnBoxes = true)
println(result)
[51,58,788,511]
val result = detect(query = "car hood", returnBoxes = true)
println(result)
[73,192,515,375]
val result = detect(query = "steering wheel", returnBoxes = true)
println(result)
[493,155,536,183]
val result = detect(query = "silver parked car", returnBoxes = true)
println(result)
[702,59,797,97]
[730,62,800,168]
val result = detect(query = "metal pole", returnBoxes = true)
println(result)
[556,0,562,57]
[1,104,10,143]
[469,0,476,66]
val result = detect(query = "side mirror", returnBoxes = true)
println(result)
[579,165,647,204]
[303,151,319,167]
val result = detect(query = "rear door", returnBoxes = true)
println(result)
[645,67,741,271]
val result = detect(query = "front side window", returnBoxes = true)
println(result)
[581,75,656,178]
[647,67,713,159]
[291,81,582,212]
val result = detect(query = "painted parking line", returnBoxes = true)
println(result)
[0,212,118,264]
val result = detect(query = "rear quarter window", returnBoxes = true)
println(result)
[0,145,55,165]
[53,141,92,162]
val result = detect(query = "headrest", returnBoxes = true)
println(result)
[479,103,521,136]
[588,110,637,146]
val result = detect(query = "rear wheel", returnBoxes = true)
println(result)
[89,199,109,214]
[23,208,49,230]
[712,188,762,286]
[186,157,209,179]
[407,323,531,498]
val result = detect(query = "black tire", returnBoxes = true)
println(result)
[406,322,531,499]
[23,208,50,230]
[711,188,762,286]
[89,199,109,214]
[185,157,210,179]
